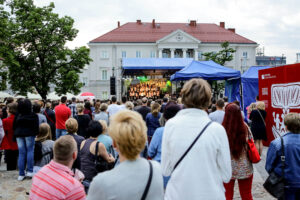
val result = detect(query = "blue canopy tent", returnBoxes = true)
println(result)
[170,60,241,102]
[242,66,271,119]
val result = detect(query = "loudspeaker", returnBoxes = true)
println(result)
[110,76,116,95]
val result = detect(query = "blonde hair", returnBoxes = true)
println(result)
[151,102,161,117]
[65,118,78,134]
[248,103,257,113]
[108,110,147,160]
[45,102,51,108]
[125,101,134,110]
[36,123,52,142]
[177,97,182,104]
[76,103,84,113]
[256,101,265,110]
[98,120,108,134]
[181,78,211,109]
[53,135,77,163]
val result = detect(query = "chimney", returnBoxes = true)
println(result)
[117,21,120,28]
[136,19,142,24]
[189,20,197,27]
[228,28,235,33]
[152,19,155,28]
[220,22,225,28]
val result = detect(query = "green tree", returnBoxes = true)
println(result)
[0,0,91,99]
[203,41,236,65]
[203,41,236,98]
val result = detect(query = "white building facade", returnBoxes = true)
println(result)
[81,20,258,99]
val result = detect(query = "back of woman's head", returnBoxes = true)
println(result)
[109,110,147,160]
[256,101,265,110]
[181,78,211,109]
[37,123,52,142]
[87,120,103,138]
[17,99,32,115]
[94,102,101,112]
[222,103,247,160]
[85,101,91,110]
[151,102,161,117]
[163,101,181,120]
[76,103,84,113]
[65,118,78,134]
[125,101,134,110]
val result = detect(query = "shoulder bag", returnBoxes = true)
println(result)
[94,141,114,173]
[257,110,266,127]
[263,136,285,199]
[247,126,261,163]
[172,121,212,173]
[140,161,153,200]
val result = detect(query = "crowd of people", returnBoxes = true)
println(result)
[0,78,299,200]
[128,79,166,100]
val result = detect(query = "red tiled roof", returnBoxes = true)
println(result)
[90,22,256,44]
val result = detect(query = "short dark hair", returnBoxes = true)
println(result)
[6,97,14,105]
[111,96,117,103]
[164,102,181,120]
[216,99,225,108]
[61,96,67,103]
[72,97,76,102]
[32,102,41,113]
[121,96,127,104]
[163,97,168,103]
[256,95,259,101]
[87,120,103,138]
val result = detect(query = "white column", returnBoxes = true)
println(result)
[182,48,187,58]
[159,49,163,58]
[194,49,198,60]
[171,48,175,58]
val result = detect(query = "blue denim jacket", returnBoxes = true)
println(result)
[265,132,300,188]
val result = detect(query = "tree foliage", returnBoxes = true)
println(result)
[203,41,236,99]
[203,41,236,65]
[0,0,91,99]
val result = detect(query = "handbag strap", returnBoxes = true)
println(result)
[257,110,266,127]
[172,121,212,172]
[279,136,285,180]
[141,161,153,200]
[44,110,55,124]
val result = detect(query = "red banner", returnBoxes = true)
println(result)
[259,63,300,146]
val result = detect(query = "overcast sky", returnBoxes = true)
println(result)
[35,0,300,64]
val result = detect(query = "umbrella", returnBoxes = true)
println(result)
[0,92,13,98]
[78,92,95,101]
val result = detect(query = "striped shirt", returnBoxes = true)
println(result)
[30,160,86,200]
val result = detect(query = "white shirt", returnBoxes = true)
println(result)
[107,104,121,117]
[161,108,232,200]
[209,110,225,124]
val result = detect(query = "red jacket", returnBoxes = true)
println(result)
[55,104,71,129]
[0,115,18,150]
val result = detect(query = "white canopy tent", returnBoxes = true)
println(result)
[0,92,13,99]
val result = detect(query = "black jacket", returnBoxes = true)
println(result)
[13,113,39,137]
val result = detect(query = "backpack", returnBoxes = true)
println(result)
[34,141,53,162]
[34,141,43,161]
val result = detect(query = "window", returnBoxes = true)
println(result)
[150,51,156,58]
[136,51,141,58]
[198,51,203,60]
[82,77,88,86]
[243,52,248,58]
[122,51,126,58]
[102,70,108,80]
[101,51,108,59]
[102,91,108,100]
